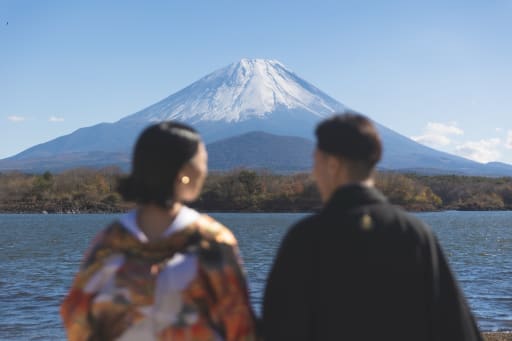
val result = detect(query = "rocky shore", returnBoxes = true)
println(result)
[484,332,512,341]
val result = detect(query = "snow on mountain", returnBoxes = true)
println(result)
[120,58,344,124]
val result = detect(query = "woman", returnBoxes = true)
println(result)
[61,122,259,341]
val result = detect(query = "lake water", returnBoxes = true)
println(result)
[0,211,511,340]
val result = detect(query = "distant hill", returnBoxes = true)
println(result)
[0,132,313,173]
[207,131,314,172]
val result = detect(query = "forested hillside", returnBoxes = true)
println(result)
[0,168,511,213]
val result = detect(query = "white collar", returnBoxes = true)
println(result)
[119,206,200,243]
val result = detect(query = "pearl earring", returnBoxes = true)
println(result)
[181,176,190,184]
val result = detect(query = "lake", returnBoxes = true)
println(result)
[0,211,511,340]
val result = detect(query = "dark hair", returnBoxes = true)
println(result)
[315,112,382,177]
[117,121,201,208]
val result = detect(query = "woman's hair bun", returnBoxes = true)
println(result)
[117,121,201,208]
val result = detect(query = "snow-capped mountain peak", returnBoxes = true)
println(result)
[3,58,512,176]
[122,58,344,124]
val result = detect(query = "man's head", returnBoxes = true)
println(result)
[313,112,382,202]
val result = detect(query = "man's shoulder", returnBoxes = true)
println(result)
[280,213,324,246]
[366,201,423,222]
[322,199,435,240]
[289,213,322,232]
[362,202,436,241]
[382,203,430,227]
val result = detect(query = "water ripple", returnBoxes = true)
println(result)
[0,211,511,340]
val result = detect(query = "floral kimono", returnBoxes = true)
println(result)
[61,206,259,341]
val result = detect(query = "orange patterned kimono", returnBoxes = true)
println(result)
[61,207,259,341]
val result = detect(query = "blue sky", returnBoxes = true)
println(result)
[1,0,511,164]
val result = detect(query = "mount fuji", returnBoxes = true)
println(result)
[121,58,344,142]
[1,58,511,176]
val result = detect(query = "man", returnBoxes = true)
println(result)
[263,113,483,341]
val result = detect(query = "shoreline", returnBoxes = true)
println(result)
[484,332,512,341]
[1,208,512,214]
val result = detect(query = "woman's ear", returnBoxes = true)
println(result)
[173,167,190,198]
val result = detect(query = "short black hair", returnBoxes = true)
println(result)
[315,112,382,176]
[117,121,201,208]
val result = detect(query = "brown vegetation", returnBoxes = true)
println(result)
[484,332,512,341]
[0,168,511,213]
[0,167,132,213]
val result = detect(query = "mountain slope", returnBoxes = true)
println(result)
[208,130,512,176]
[376,125,512,175]
[3,130,511,176]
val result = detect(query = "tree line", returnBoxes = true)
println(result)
[0,168,511,213]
